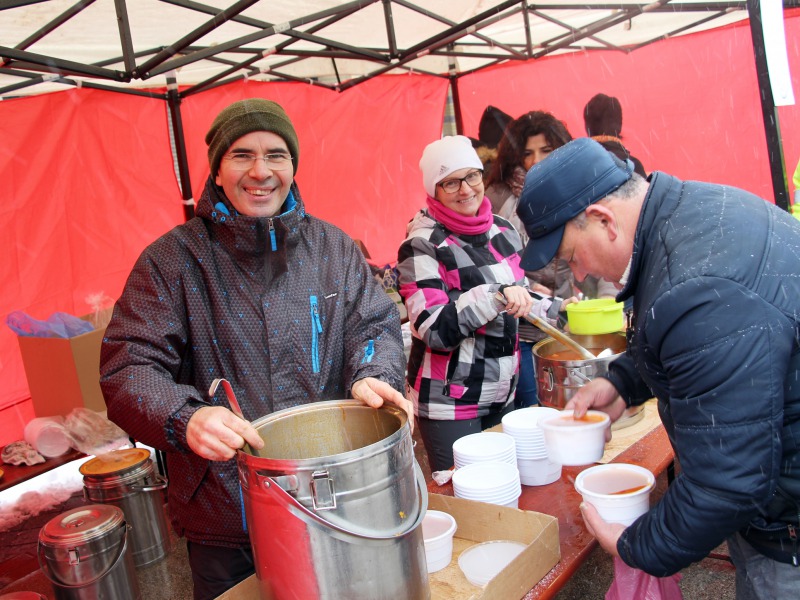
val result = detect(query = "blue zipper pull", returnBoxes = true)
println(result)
[268,218,277,251]
[310,296,323,373]
[361,340,375,364]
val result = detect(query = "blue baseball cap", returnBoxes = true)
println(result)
[516,137,634,271]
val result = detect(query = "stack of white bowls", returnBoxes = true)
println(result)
[502,407,563,486]
[451,461,522,508]
[452,432,516,469]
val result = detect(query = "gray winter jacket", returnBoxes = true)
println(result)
[100,178,405,547]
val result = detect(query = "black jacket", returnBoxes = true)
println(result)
[606,172,800,575]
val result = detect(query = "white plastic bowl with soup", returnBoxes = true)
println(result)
[538,410,610,465]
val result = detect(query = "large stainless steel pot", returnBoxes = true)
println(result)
[238,400,429,600]
[533,332,644,429]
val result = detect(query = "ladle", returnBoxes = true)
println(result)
[495,292,596,360]
[208,377,246,421]
[209,378,254,454]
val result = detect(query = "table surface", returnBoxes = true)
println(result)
[0,446,84,493]
[427,424,675,600]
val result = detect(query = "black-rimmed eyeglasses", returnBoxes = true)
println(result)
[437,169,483,193]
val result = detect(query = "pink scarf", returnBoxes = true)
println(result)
[426,195,493,236]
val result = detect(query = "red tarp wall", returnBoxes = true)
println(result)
[0,90,183,443]
[457,14,800,203]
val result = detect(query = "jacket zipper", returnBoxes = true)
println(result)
[361,340,375,364]
[268,218,277,251]
[310,296,323,373]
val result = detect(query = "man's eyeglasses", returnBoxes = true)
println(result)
[222,152,293,171]
[438,169,483,194]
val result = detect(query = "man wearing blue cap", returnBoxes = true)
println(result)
[516,137,800,596]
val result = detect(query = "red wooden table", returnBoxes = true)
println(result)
[0,446,84,493]
[427,424,674,600]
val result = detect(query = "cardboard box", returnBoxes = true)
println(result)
[427,494,560,599]
[217,494,560,599]
[17,311,110,417]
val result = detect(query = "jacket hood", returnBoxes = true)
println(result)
[405,207,437,236]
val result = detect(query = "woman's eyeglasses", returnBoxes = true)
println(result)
[438,169,483,193]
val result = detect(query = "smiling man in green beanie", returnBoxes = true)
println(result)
[100,98,410,599]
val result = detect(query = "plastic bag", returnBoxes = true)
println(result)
[6,310,94,338]
[606,557,683,600]
[63,408,130,455]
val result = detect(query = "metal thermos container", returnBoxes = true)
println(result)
[80,448,171,567]
[38,504,141,600]
[238,400,429,600]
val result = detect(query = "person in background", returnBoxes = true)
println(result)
[516,137,800,597]
[100,99,409,600]
[584,93,646,177]
[397,135,565,472]
[469,105,514,173]
[485,111,612,407]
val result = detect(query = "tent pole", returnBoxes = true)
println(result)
[746,0,790,211]
[449,77,464,136]
[167,79,195,220]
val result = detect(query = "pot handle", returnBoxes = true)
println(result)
[132,473,168,493]
[38,522,130,588]
[256,461,428,545]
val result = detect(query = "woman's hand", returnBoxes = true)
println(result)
[561,295,580,308]
[352,377,415,432]
[501,285,535,318]
[186,406,265,461]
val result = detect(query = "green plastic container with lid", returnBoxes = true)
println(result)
[565,299,624,335]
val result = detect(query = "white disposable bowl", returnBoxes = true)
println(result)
[458,540,527,586]
[539,410,610,466]
[452,461,519,491]
[452,432,516,461]
[518,457,562,487]
[422,510,457,573]
[575,464,656,525]
[501,406,560,431]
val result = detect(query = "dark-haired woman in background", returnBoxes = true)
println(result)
[485,111,614,408]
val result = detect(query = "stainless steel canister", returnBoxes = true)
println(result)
[80,448,171,567]
[238,400,429,600]
[38,504,141,600]
[533,332,644,428]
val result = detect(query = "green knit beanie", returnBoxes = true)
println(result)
[206,98,299,177]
